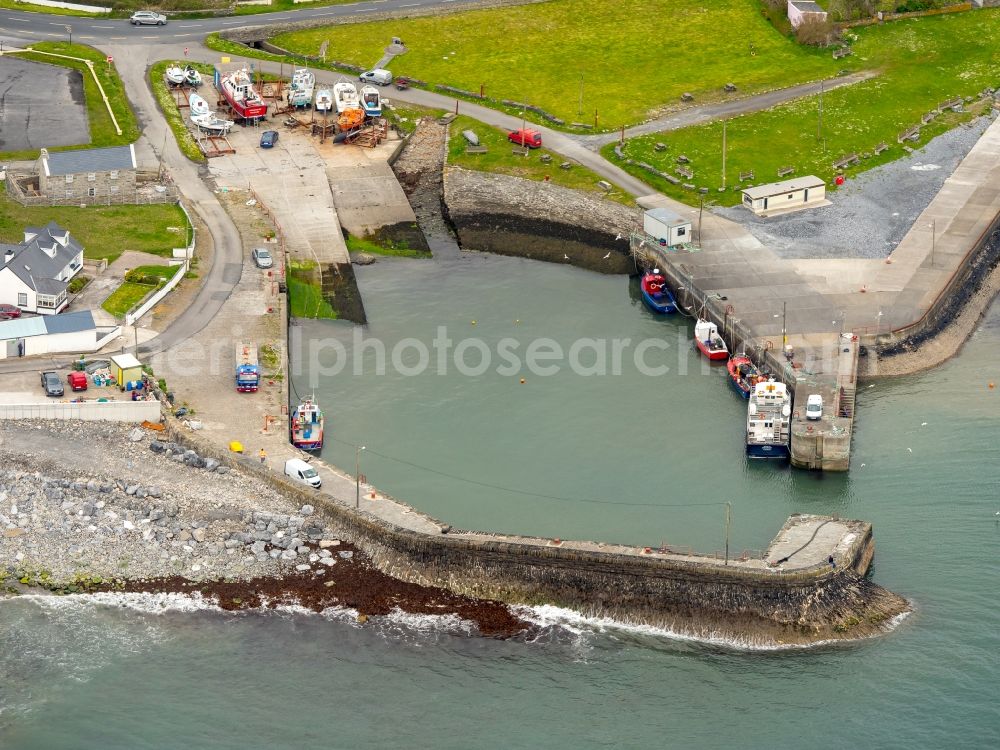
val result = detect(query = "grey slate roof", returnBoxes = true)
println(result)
[43,144,135,177]
[44,309,95,334]
[0,221,82,293]
[645,207,690,227]
[790,0,825,12]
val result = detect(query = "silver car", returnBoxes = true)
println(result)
[251,247,274,269]
[130,11,167,26]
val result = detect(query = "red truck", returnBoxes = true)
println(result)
[508,128,542,148]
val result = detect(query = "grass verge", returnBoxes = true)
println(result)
[608,10,1000,206]
[102,279,160,318]
[4,42,139,160]
[0,193,190,264]
[345,234,431,259]
[150,60,214,163]
[273,0,840,128]
[287,260,336,319]
[447,115,633,204]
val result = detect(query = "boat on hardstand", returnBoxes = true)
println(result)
[184,66,202,87]
[291,399,325,452]
[694,318,728,360]
[727,354,764,399]
[639,269,676,314]
[218,68,268,120]
[746,379,791,459]
[288,68,315,109]
[315,88,333,112]
[165,65,186,85]
[333,81,361,113]
[360,85,382,117]
[188,93,210,117]
[191,112,234,134]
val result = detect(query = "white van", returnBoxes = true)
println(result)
[805,394,823,420]
[359,68,393,86]
[285,458,322,488]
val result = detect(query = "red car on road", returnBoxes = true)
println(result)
[507,128,542,148]
[0,304,21,320]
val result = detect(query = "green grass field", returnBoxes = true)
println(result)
[3,42,139,160]
[102,280,158,318]
[446,115,633,204]
[287,260,336,319]
[150,60,215,163]
[608,10,1000,206]
[345,234,431,259]
[273,0,841,128]
[0,194,190,264]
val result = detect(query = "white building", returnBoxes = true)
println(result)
[787,0,828,28]
[741,176,828,217]
[0,221,84,314]
[0,310,118,359]
[643,208,693,247]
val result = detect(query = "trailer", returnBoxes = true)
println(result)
[235,342,261,392]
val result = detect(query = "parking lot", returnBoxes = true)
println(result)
[0,362,126,404]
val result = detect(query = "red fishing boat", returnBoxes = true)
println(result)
[218,68,267,120]
[694,318,728,361]
[727,354,764,399]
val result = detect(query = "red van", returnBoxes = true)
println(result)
[508,128,542,148]
[67,371,89,392]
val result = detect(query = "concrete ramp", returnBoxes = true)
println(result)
[322,146,417,237]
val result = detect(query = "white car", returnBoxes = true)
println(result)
[805,394,823,420]
[130,11,167,26]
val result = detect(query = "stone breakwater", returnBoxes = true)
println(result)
[443,168,639,273]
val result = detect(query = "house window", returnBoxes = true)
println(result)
[110,170,119,180]
[788,193,794,199]
[87,173,96,182]
[88,188,96,197]
[65,190,73,198]
[17,293,27,307]
[65,175,74,184]
[110,185,119,193]
[676,226,687,237]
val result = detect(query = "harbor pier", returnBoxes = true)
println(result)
[630,111,1000,471]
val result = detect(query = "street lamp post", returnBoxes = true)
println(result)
[65,25,72,46]
[782,300,787,348]
[930,219,936,267]
[355,445,366,508]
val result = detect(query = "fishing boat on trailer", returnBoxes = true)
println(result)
[333,81,360,113]
[290,399,325,452]
[184,66,202,87]
[727,354,764,399]
[191,112,234,134]
[694,318,728,360]
[639,268,676,314]
[165,66,187,85]
[315,88,333,112]
[218,67,267,120]
[745,379,791,459]
[288,68,315,108]
[360,85,381,117]
[188,93,210,117]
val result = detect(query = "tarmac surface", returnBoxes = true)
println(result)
[0,56,89,152]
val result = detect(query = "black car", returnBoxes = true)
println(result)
[259,130,279,149]
[41,371,64,397]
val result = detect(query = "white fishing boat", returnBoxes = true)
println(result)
[165,65,186,85]
[191,112,234,134]
[333,81,360,113]
[188,93,210,117]
[288,67,315,109]
[218,67,267,120]
[360,85,381,117]
[184,66,202,87]
[745,379,791,459]
[314,88,333,112]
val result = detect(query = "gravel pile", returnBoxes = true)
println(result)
[0,421,344,584]
[717,113,998,259]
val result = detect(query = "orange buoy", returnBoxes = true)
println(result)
[990,382,996,389]
[519,378,526,384]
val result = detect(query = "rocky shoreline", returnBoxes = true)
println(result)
[0,421,527,638]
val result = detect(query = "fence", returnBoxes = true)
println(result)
[12,0,110,13]
[124,202,196,326]
[0,399,160,422]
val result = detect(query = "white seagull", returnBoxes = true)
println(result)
[602,252,611,259]
[563,254,570,260]
[615,232,623,241]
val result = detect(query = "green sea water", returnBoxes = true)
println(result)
[2,248,998,748]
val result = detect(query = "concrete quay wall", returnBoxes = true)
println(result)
[161,416,906,645]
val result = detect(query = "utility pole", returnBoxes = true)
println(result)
[724,502,732,566]
[782,300,787,347]
[698,194,705,243]
[355,445,366,508]
[578,75,583,118]
[721,119,727,191]
[817,80,823,140]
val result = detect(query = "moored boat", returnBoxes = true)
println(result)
[315,88,333,112]
[291,398,325,452]
[360,85,382,117]
[639,269,676,314]
[694,318,728,360]
[746,379,791,459]
[288,67,315,108]
[188,93,210,117]
[218,67,268,120]
[333,81,360,113]
[727,354,764,399]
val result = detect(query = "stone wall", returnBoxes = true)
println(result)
[443,168,639,274]
[39,167,136,203]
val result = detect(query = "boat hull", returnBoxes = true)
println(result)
[746,443,790,459]
[640,287,676,314]
[729,377,751,399]
[292,438,323,452]
[696,340,728,360]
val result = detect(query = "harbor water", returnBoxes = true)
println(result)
[2,248,999,747]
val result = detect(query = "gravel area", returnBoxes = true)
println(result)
[0,421,340,585]
[717,113,998,259]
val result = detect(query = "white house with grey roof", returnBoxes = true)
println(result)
[37,144,137,203]
[741,176,828,217]
[787,0,828,28]
[0,222,84,315]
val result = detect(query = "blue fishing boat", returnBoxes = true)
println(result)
[290,398,325,452]
[640,269,676,314]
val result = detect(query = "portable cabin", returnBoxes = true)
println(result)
[642,208,692,247]
[110,353,143,391]
[741,176,826,217]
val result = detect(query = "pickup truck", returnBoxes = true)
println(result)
[41,371,64,397]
